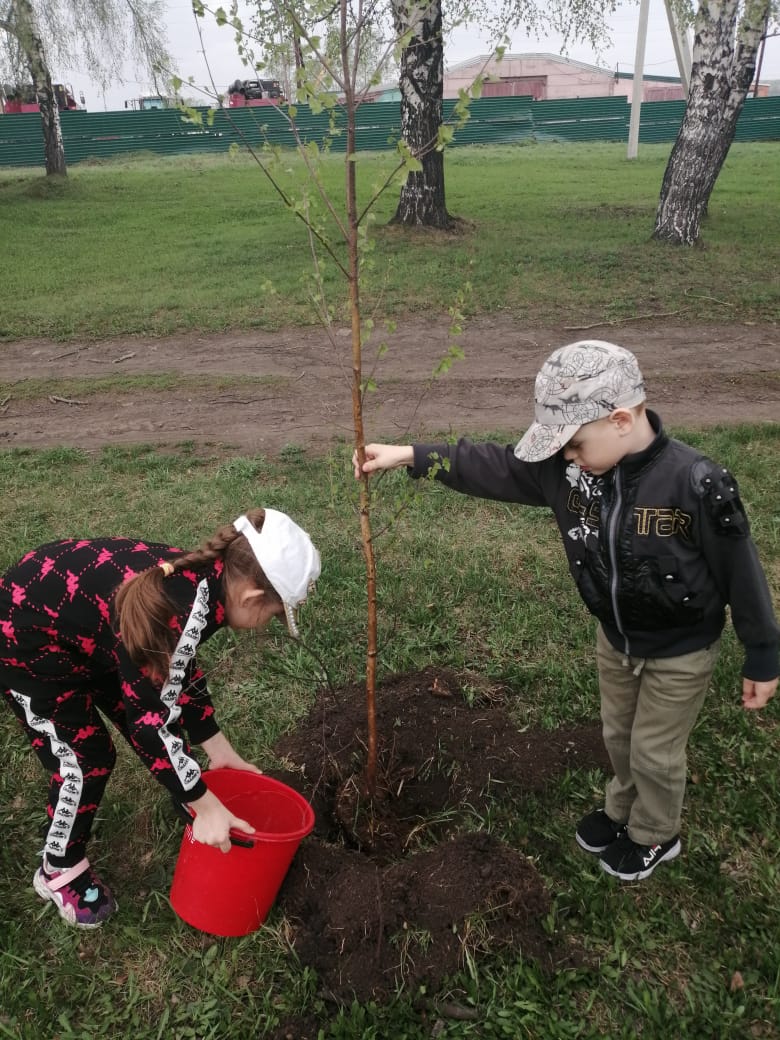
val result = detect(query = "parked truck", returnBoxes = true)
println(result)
[124,95,179,111]
[227,78,285,107]
[0,82,82,114]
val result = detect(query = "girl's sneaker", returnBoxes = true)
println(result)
[33,857,117,928]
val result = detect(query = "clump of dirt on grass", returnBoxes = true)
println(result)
[268,667,609,1006]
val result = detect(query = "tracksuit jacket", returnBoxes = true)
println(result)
[0,538,225,810]
[410,411,779,681]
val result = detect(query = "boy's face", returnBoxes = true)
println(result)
[562,414,627,475]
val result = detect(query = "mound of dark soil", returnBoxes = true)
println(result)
[268,667,610,1011]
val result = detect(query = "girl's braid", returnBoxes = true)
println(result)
[167,521,242,574]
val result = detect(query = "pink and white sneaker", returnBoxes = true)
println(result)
[33,857,117,928]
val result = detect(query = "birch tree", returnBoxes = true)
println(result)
[1,1,64,174]
[390,0,619,228]
[653,1,775,245]
[390,0,452,227]
[0,0,170,176]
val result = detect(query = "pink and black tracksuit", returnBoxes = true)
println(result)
[0,538,226,869]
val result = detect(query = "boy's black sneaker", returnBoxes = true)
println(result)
[575,809,626,853]
[599,832,681,881]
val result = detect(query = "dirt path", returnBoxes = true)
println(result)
[1,318,778,454]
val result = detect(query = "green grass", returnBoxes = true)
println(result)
[0,141,778,341]
[0,373,287,401]
[1,425,778,1039]
[1,137,778,1037]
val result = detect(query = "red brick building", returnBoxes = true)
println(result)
[445,53,686,103]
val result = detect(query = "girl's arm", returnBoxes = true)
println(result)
[198,731,262,773]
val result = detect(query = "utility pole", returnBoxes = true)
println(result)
[664,0,692,93]
[627,0,650,159]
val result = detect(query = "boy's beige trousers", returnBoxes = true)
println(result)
[596,624,720,845]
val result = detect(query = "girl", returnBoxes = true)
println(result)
[0,507,320,928]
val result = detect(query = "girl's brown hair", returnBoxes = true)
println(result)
[113,508,279,680]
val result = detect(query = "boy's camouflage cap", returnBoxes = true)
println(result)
[514,340,646,462]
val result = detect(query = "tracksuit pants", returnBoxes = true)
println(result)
[2,680,129,869]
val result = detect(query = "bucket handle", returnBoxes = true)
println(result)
[171,797,255,849]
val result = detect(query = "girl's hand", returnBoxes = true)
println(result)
[187,788,255,853]
[199,731,262,774]
[352,443,414,479]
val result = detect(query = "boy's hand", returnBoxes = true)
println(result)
[352,444,414,478]
[742,677,777,710]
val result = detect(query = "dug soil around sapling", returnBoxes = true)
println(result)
[266,666,610,1009]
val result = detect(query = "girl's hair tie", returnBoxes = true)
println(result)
[158,562,175,577]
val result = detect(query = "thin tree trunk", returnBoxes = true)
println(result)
[653,0,768,245]
[13,0,67,175]
[390,0,453,229]
[341,1,379,795]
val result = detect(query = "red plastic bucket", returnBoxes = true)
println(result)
[169,769,314,937]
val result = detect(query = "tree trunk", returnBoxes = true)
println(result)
[390,0,454,229]
[340,1,379,794]
[36,78,67,177]
[653,0,768,246]
[13,0,67,175]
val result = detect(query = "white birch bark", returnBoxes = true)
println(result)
[390,0,453,227]
[653,0,769,245]
[6,0,67,175]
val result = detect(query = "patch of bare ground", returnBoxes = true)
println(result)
[0,319,777,455]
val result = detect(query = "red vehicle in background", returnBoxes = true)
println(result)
[1,82,82,114]
[227,78,285,107]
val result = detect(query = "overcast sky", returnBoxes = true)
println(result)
[58,0,780,112]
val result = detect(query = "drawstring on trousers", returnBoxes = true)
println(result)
[622,655,647,677]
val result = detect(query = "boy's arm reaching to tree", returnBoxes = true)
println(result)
[354,444,413,476]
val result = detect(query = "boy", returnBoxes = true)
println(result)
[354,340,778,881]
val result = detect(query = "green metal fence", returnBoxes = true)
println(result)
[1,95,778,169]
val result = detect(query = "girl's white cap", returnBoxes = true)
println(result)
[233,509,320,637]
